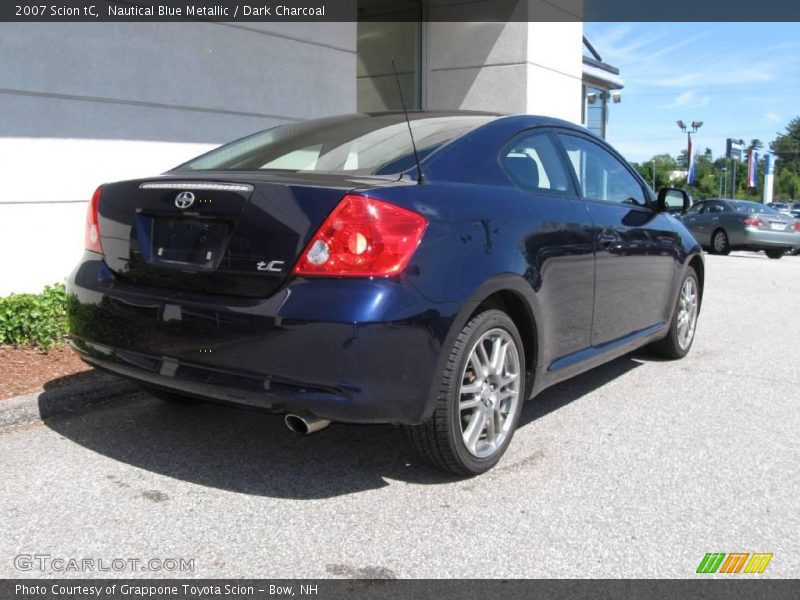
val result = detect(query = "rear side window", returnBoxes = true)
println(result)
[558,134,647,207]
[501,133,571,194]
[732,202,783,216]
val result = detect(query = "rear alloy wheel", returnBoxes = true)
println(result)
[710,229,730,255]
[765,249,785,259]
[407,309,525,475]
[649,267,700,359]
[143,386,204,405]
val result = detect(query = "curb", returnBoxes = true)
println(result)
[0,375,140,430]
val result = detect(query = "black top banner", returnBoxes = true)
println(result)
[2,0,800,22]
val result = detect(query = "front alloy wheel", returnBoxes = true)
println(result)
[407,309,525,475]
[675,275,699,351]
[649,267,700,359]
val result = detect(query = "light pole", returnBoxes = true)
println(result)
[677,120,703,185]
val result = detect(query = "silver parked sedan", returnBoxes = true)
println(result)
[681,199,800,259]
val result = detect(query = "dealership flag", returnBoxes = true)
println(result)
[687,136,696,184]
[747,150,758,188]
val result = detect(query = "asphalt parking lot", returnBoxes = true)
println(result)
[1,252,798,579]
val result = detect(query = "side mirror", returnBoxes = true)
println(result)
[657,187,691,213]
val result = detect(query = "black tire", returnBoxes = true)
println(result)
[710,229,730,255]
[765,249,785,259]
[406,309,526,476]
[143,386,204,405]
[649,267,700,360]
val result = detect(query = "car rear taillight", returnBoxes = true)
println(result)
[84,187,103,254]
[794,221,800,232]
[293,194,428,277]
[742,216,763,227]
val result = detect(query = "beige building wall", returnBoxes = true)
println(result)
[0,22,357,295]
[425,2,582,120]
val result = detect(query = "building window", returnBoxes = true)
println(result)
[583,85,607,139]
[357,1,423,112]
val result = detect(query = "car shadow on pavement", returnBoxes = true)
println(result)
[42,352,646,499]
[518,351,646,428]
[36,371,135,420]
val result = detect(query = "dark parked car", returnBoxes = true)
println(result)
[67,112,704,475]
[681,199,800,258]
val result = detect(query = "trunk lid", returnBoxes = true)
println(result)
[760,214,793,232]
[97,172,398,297]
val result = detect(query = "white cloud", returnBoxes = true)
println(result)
[658,90,711,110]
[766,112,782,123]
[639,65,776,88]
[587,23,795,92]
[662,91,695,108]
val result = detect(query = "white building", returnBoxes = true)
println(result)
[0,12,622,295]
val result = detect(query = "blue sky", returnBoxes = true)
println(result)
[583,22,800,163]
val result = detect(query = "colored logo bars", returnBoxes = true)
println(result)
[696,552,773,574]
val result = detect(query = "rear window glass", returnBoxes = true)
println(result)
[176,114,495,176]
[731,202,782,215]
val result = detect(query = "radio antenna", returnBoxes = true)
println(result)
[390,57,425,184]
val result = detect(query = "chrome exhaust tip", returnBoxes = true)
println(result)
[284,414,331,435]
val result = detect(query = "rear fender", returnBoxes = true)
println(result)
[417,273,543,423]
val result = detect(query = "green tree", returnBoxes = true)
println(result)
[632,154,678,191]
[687,148,714,199]
[775,168,800,200]
[770,117,800,199]
[675,147,719,199]
[770,117,800,173]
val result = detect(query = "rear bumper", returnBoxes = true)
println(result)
[67,254,459,424]
[732,227,800,249]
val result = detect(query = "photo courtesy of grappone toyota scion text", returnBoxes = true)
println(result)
[67,112,704,475]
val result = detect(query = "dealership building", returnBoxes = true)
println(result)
[0,12,622,295]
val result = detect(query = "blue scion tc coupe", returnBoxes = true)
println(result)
[67,112,704,475]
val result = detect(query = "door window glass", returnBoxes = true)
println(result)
[558,134,647,207]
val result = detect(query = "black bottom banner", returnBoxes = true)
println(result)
[3,579,799,600]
